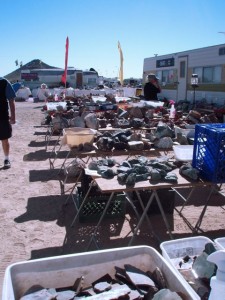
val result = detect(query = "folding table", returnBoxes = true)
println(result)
[67,167,216,251]
[50,131,163,194]
[62,147,162,198]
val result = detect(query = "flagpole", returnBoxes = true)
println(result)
[62,36,69,89]
[118,41,124,86]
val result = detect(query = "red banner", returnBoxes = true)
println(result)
[61,36,69,85]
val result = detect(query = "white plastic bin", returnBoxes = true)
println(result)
[173,145,194,161]
[160,236,214,265]
[3,246,196,300]
[214,237,225,249]
[160,236,214,299]
[46,101,67,111]
[62,127,96,148]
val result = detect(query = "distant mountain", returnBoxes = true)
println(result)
[5,59,58,82]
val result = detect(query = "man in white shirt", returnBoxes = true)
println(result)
[36,83,50,102]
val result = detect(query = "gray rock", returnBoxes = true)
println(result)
[179,163,199,180]
[84,113,99,130]
[154,137,173,149]
[129,133,142,141]
[70,116,85,128]
[150,169,162,181]
[152,288,182,299]
[129,107,143,118]
[126,173,136,187]
[155,124,174,138]
[128,141,144,150]
[164,172,178,183]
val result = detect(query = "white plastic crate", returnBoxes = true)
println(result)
[3,246,196,300]
[46,101,67,111]
[160,236,214,265]
[173,145,194,161]
[160,236,214,299]
[62,127,96,148]
[214,237,225,249]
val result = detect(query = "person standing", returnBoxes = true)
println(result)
[0,77,16,168]
[144,74,161,100]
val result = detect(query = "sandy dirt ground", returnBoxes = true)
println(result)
[0,101,225,297]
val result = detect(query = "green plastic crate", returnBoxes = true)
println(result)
[76,191,126,223]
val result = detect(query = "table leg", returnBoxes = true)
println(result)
[70,180,94,227]
[128,191,155,246]
[135,190,161,243]
[49,143,66,170]
[193,184,216,233]
[173,187,195,213]
[56,149,71,174]
[128,189,173,246]
[63,169,83,202]
[153,190,173,239]
[123,192,141,220]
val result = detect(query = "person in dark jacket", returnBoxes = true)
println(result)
[144,74,161,100]
[0,77,16,168]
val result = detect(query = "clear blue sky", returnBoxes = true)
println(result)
[1,0,225,79]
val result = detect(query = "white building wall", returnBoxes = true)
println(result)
[144,44,225,72]
[143,44,225,104]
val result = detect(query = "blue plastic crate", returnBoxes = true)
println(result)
[192,123,225,183]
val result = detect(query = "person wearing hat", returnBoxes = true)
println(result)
[144,74,161,100]
[36,83,50,102]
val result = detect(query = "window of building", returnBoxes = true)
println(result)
[219,47,225,55]
[168,70,175,83]
[156,69,176,84]
[88,78,97,85]
[193,67,202,83]
[162,70,169,84]
[193,66,221,83]
[180,61,186,78]
[203,67,213,83]
[155,71,162,81]
[213,66,222,82]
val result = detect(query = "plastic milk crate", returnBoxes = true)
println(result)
[192,123,225,183]
[75,188,126,223]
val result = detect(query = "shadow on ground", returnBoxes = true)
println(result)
[174,186,225,207]
[33,131,47,136]
[28,140,56,148]
[13,193,172,259]
[29,169,63,182]
[13,189,225,261]
[23,150,69,161]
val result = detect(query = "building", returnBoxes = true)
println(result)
[82,70,99,89]
[20,68,98,89]
[5,59,99,89]
[143,44,225,104]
